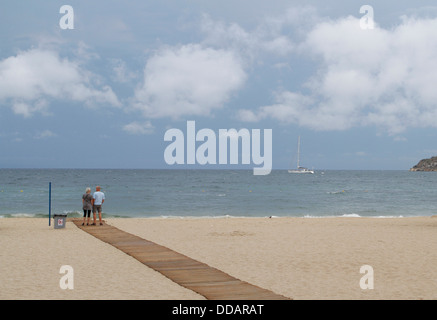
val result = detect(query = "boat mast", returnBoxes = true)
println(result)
[296,135,300,169]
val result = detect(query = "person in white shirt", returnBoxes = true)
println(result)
[91,186,105,226]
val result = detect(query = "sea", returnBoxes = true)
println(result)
[1,169,436,219]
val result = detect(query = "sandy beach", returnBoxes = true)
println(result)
[1,216,436,300]
[0,218,203,300]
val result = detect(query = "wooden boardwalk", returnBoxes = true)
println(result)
[71,219,290,300]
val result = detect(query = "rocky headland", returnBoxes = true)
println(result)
[410,156,437,171]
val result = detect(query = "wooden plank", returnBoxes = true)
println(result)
[70,218,291,300]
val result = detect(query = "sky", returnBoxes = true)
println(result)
[1,0,437,170]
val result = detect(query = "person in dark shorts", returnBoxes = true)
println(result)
[92,186,105,226]
[82,187,93,226]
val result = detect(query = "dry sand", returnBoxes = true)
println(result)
[0,218,203,300]
[108,216,437,300]
[1,216,436,299]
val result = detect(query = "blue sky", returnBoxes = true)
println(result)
[1,0,437,170]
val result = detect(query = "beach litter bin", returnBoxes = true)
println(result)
[53,214,67,229]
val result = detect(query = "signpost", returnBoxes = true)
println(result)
[49,182,51,226]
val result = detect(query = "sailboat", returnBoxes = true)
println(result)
[288,136,314,174]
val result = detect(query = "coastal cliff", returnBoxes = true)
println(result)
[410,156,437,171]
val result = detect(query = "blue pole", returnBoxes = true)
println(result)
[49,182,51,226]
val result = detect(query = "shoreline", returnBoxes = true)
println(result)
[1,213,435,219]
[1,216,436,299]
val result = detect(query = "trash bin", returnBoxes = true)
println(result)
[53,214,67,229]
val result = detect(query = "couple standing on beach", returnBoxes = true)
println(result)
[82,186,105,226]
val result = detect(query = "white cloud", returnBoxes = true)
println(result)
[0,48,120,116]
[238,15,437,135]
[123,121,154,135]
[128,9,318,122]
[238,91,318,125]
[236,109,262,122]
[35,130,57,139]
[11,101,47,118]
[132,44,246,119]
[200,12,298,60]
[110,58,138,83]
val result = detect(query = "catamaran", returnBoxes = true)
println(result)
[288,136,314,174]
